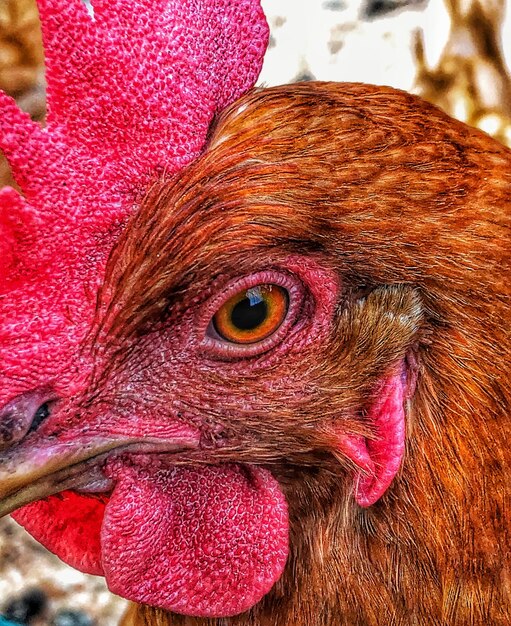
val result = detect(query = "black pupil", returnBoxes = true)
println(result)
[231,296,267,331]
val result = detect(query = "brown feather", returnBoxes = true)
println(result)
[106,82,510,626]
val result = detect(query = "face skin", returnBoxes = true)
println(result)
[0,82,510,622]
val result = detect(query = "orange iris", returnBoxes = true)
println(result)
[213,284,289,344]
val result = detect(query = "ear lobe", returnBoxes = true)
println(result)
[336,365,407,507]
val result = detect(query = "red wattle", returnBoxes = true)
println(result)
[101,460,289,617]
[14,462,289,617]
[13,491,106,575]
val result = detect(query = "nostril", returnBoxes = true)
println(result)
[28,402,52,434]
[0,390,57,449]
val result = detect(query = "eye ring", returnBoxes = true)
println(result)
[200,270,305,359]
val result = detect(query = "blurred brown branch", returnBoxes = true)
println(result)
[415,0,511,146]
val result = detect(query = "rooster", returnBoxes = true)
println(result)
[0,1,510,625]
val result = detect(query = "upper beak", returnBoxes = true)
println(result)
[0,431,201,518]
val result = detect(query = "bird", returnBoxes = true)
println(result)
[0,1,510,625]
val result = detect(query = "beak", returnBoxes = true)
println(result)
[0,431,201,518]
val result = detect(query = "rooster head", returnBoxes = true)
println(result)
[1,0,509,622]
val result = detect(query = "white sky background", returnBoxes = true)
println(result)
[258,0,511,93]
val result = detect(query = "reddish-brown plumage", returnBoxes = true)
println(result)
[105,82,511,625]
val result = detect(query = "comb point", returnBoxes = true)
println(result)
[0,92,45,190]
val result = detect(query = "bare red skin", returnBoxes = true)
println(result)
[13,256,407,616]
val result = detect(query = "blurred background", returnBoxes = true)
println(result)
[0,0,510,623]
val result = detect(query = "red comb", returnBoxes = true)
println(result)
[0,0,268,403]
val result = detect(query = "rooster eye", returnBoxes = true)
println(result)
[212,284,289,344]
